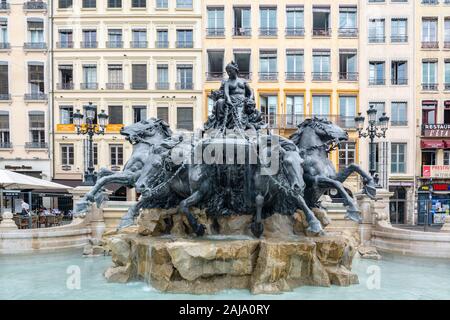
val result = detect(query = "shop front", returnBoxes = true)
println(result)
[418,183,450,225]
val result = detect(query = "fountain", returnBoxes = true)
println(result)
[76,62,378,294]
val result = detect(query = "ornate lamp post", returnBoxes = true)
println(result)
[73,102,109,186]
[355,105,390,186]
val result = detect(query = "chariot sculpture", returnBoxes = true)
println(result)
[76,62,377,238]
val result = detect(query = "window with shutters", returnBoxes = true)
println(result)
[82,0,96,8]
[133,106,147,123]
[28,64,44,94]
[107,29,122,48]
[131,64,147,89]
[108,0,121,8]
[132,0,145,8]
[0,63,8,97]
[0,113,10,147]
[59,0,72,9]
[29,112,45,146]
[157,106,169,123]
[176,65,193,90]
[108,106,123,124]
[176,29,193,48]
[58,29,73,48]
[60,105,73,124]
[61,144,74,165]
[110,144,124,166]
[176,107,193,130]
[27,20,44,46]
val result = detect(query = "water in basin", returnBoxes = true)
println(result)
[1,250,449,300]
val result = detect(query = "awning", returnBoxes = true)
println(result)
[421,140,445,149]
[445,140,450,148]
[51,179,83,188]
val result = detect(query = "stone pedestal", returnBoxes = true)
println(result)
[373,189,394,227]
[0,209,18,230]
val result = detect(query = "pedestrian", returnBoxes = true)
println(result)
[20,199,32,228]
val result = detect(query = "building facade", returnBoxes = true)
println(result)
[202,0,361,192]
[415,0,450,226]
[359,0,416,225]
[0,1,51,179]
[51,0,203,193]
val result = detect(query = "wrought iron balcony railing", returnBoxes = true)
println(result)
[285,28,304,37]
[155,41,169,48]
[391,78,408,85]
[0,142,12,149]
[80,41,98,48]
[422,83,438,91]
[155,82,170,90]
[369,78,386,85]
[25,142,48,149]
[23,1,47,10]
[175,82,193,90]
[422,41,439,49]
[239,72,252,80]
[56,41,74,48]
[106,82,124,89]
[391,120,408,126]
[338,28,358,37]
[80,82,98,90]
[130,41,147,48]
[312,28,331,37]
[57,82,74,90]
[206,72,225,81]
[206,28,225,37]
[176,41,194,48]
[0,42,10,49]
[391,35,408,43]
[259,28,277,37]
[24,93,47,100]
[339,72,358,81]
[285,72,305,81]
[421,0,439,4]
[233,28,251,37]
[106,41,123,48]
[0,3,10,10]
[445,83,450,91]
[444,41,450,49]
[368,36,385,43]
[312,72,332,81]
[130,82,147,90]
[262,114,357,130]
[24,42,47,50]
[0,93,11,100]
[259,72,278,81]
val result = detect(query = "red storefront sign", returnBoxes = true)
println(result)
[421,140,446,149]
[423,166,450,179]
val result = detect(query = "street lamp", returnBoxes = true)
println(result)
[73,102,109,186]
[355,105,390,186]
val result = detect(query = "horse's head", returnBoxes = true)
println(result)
[134,147,169,194]
[121,118,172,145]
[291,117,348,147]
[279,143,305,193]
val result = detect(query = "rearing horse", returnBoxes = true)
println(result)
[290,118,377,223]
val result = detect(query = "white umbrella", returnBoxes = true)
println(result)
[0,169,72,214]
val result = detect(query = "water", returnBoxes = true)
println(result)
[1,250,450,300]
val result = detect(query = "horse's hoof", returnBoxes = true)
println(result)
[195,224,206,237]
[118,218,134,230]
[251,222,264,238]
[345,210,362,223]
[363,184,377,200]
[306,220,323,236]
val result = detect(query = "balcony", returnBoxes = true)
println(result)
[233,28,251,37]
[155,82,170,90]
[445,83,450,91]
[57,82,74,90]
[240,72,252,80]
[339,72,358,81]
[24,42,47,50]
[23,1,47,10]
[444,42,450,49]
[176,41,194,48]
[285,72,305,82]
[0,142,12,149]
[130,41,147,48]
[0,93,11,100]
[338,28,358,38]
[80,82,98,90]
[421,0,439,4]
[24,93,47,101]
[0,3,10,10]
[175,82,193,90]
[422,41,439,49]
[391,35,408,43]
[259,28,277,37]
[206,72,225,81]
[0,42,10,50]
[312,72,332,81]
[422,83,438,91]
[368,36,385,43]
[106,41,123,48]
[285,28,304,37]
[206,28,225,37]
[106,83,124,90]
[391,78,408,85]
[369,78,385,85]
[391,120,408,126]
[25,142,48,149]
[80,41,98,48]
[262,114,356,130]
[259,72,278,81]
[155,41,169,48]
[130,82,147,90]
[312,28,331,37]
[56,41,74,48]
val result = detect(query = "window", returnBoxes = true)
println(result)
[177,107,193,130]
[27,19,44,47]
[391,102,407,126]
[0,19,7,46]
[0,63,8,98]
[286,6,304,36]
[286,50,304,81]
[107,64,123,89]
[286,95,303,126]
[339,96,356,128]
[132,0,145,8]
[176,29,193,48]
[339,49,357,81]
[260,6,277,36]
[445,102,450,124]
[445,60,450,88]
[312,50,331,81]
[391,143,406,174]
[339,6,357,36]
[156,30,168,48]
[60,105,73,124]
[107,29,122,48]
[445,19,450,46]
[422,18,438,45]
[207,7,224,36]
[234,50,251,78]
[260,95,277,126]
[131,29,147,48]
[369,102,386,121]
[110,145,124,166]
[444,151,450,166]
[259,50,277,80]
[156,0,167,9]
[368,19,385,43]
[108,0,121,8]
[28,63,44,94]
[82,0,96,8]
[157,106,169,123]
[176,0,192,9]
[61,144,74,166]
[338,142,356,171]
[58,29,72,48]
[59,0,72,9]
[82,64,97,89]
[312,95,330,117]
[133,106,147,123]
[131,64,147,89]
[176,65,193,89]
[156,64,169,89]
[207,50,224,80]
[369,61,385,85]
[422,101,437,125]
[422,60,437,90]
[108,106,123,124]
[391,18,407,42]
[82,29,97,48]
[391,61,407,85]
[29,112,45,146]
[312,6,331,36]
[0,112,10,147]
[234,7,251,36]
[58,65,73,90]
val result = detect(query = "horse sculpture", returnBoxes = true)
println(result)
[290,118,377,222]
